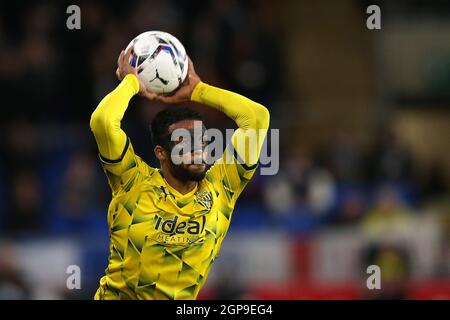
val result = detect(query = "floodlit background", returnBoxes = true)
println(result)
[0,0,449,299]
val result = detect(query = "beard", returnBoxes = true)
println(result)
[168,161,207,182]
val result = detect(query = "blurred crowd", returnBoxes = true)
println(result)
[0,0,449,299]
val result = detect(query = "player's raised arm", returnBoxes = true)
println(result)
[191,81,270,167]
[90,47,156,161]
[90,48,159,194]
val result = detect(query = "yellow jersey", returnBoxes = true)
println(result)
[90,74,269,300]
[94,138,257,300]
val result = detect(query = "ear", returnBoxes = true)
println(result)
[154,145,167,161]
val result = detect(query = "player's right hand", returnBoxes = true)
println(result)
[116,47,157,100]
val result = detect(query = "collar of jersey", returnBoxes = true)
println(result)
[157,169,199,199]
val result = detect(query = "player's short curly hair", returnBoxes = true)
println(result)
[150,107,203,149]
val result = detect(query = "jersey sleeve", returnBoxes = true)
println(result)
[191,82,269,206]
[99,137,148,195]
[205,130,259,205]
[90,74,152,195]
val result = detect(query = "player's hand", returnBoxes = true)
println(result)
[116,47,157,100]
[152,58,201,104]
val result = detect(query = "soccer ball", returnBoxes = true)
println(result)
[125,31,188,94]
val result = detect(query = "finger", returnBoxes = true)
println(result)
[124,46,134,66]
[116,67,121,80]
[188,57,195,73]
[143,90,157,100]
[117,50,124,66]
[154,95,174,103]
[143,85,157,97]
[180,75,189,86]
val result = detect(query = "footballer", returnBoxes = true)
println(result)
[90,47,270,299]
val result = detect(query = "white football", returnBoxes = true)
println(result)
[125,31,188,94]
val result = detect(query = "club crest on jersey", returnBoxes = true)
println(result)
[195,190,213,211]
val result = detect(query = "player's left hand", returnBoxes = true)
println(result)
[152,58,201,104]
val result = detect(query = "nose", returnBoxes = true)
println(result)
[191,149,205,164]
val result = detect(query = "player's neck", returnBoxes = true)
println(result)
[160,168,197,195]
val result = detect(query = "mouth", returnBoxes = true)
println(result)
[188,163,206,169]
